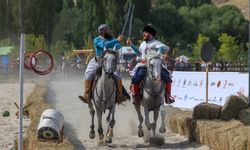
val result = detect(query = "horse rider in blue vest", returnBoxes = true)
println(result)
[79,24,130,104]
[127,24,174,105]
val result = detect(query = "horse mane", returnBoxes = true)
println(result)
[146,51,160,62]
[101,50,118,59]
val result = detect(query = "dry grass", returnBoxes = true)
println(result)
[19,79,74,150]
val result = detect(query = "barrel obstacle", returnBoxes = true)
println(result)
[37,109,64,142]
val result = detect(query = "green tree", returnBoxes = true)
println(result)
[52,5,82,49]
[103,0,126,36]
[149,3,184,47]
[218,33,240,62]
[24,34,47,51]
[155,0,211,8]
[82,0,105,48]
[192,34,209,60]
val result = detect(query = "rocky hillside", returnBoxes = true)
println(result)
[213,0,248,19]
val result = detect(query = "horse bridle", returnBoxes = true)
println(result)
[145,57,164,96]
[101,51,117,75]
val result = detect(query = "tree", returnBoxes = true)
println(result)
[192,34,209,60]
[103,0,126,36]
[218,33,240,62]
[155,0,211,8]
[82,0,105,48]
[149,3,184,47]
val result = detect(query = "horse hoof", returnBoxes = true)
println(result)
[159,127,166,133]
[106,138,112,143]
[89,131,95,139]
[99,134,104,140]
[138,130,144,137]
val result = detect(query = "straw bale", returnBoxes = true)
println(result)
[165,105,183,130]
[207,120,243,150]
[176,111,192,135]
[166,105,250,150]
[226,126,249,150]
[221,95,248,121]
[247,130,250,150]
[238,108,250,126]
[188,119,197,142]
[166,105,192,136]
[193,102,222,119]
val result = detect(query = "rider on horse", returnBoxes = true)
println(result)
[127,24,174,105]
[79,24,130,104]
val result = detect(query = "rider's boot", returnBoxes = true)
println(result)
[79,80,92,104]
[130,84,141,105]
[116,80,129,104]
[165,82,175,104]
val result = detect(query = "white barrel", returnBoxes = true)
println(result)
[37,109,64,140]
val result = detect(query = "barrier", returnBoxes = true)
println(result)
[171,71,248,108]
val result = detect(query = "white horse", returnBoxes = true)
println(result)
[135,52,166,138]
[88,50,118,144]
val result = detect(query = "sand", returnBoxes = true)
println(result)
[46,77,210,150]
[0,83,34,150]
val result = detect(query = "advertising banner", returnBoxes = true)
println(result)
[171,71,248,109]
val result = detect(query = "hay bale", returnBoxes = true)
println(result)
[226,126,248,150]
[176,111,192,135]
[166,105,192,136]
[188,119,197,142]
[193,102,222,119]
[207,120,243,150]
[221,95,248,121]
[238,108,250,126]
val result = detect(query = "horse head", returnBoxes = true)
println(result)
[101,50,118,78]
[147,52,162,85]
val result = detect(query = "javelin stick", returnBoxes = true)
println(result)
[128,5,135,38]
[121,2,132,35]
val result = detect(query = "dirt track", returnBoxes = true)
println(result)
[47,77,210,150]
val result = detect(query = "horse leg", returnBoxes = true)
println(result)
[144,108,151,131]
[89,103,95,139]
[106,108,111,123]
[134,104,144,137]
[106,105,116,143]
[159,104,166,133]
[97,109,104,140]
[152,108,159,137]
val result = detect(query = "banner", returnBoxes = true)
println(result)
[171,71,248,109]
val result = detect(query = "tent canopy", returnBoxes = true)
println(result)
[0,47,13,55]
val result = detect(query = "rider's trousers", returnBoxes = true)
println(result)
[84,57,121,81]
[131,65,172,84]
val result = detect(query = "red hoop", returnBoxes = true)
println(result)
[29,50,54,75]
[24,53,38,70]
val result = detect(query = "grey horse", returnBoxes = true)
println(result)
[88,50,118,144]
[135,52,166,138]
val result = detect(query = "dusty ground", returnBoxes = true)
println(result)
[0,83,34,150]
[47,76,210,150]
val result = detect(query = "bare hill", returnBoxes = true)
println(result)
[213,0,248,19]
